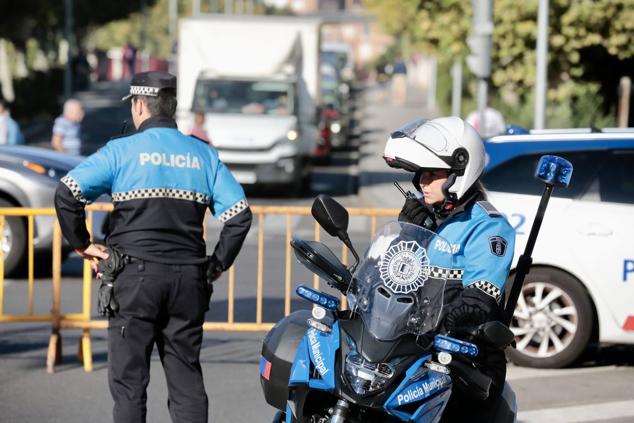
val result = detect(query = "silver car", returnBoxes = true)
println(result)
[0,146,90,276]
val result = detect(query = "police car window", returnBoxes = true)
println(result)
[598,151,634,204]
[482,152,603,199]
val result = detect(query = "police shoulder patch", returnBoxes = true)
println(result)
[489,236,507,257]
[476,201,501,217]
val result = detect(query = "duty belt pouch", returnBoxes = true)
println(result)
[97,248,126,318]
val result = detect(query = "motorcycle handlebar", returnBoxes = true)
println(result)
[447,357,492,401]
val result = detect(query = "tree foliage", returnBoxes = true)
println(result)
[364,0,634,127]
[87,0,274,59]
[0,0,159,47]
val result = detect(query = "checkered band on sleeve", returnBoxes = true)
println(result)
[111,188,211,205]
[218,199,249,223]
[129,86,160,97]
[428,266,463,280]
[468,280,502,304]
[61,175,87,204]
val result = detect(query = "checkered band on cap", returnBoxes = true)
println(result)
[61,175,87,204]
[468,280,502,304]
[428,266,463,280]
[112,188,211,205]
[219,199,249,223]
[130,86,160,97]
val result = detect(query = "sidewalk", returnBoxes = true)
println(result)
[357,83,438,208]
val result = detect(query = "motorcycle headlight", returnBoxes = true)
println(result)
[330,122,341,134]
[344,343,395,395]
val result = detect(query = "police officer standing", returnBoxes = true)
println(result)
[54,71,252,423]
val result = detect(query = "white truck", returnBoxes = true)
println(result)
[177,15,322,193]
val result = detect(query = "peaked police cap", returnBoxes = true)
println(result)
[122,71,177,101]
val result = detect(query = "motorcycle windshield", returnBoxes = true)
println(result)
[351,222,457,341]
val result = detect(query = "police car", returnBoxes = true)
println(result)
[482,128,634,368]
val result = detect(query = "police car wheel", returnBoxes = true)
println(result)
[507,268,593,368]
[0,198,27,277]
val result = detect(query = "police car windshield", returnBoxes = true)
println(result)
[349,222,454,341]
[193,79,294,115]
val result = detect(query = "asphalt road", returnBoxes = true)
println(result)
[3,83,634,422]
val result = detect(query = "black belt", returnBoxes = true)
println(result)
[122,255,203,272]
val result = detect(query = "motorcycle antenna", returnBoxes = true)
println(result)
[503,156,573,326]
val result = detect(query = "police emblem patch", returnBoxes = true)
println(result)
[379,241,430,294]
[489,236,507,257]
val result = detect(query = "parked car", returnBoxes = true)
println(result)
[319,62,350,150]
[482,128,634,368]
[0,146,106,276]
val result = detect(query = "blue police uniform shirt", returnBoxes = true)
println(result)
[431,201,515,304]
[60,123,247,263]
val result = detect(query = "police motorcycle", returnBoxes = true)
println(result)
[260,156,573,423]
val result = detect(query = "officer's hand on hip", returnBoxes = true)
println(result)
[208,270,222,283]
[76,243,109,272]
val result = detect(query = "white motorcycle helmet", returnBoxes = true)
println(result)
[383,116,485,204]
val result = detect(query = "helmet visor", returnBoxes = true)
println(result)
[391,118,450,154]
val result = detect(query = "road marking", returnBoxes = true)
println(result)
[517,400,634,422]
[507,365,619,381]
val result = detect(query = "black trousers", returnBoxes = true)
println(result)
[108,259,211,423]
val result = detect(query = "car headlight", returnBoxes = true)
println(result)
[344,337,395,395]
[330,122,341,134]
[287,129,298,141]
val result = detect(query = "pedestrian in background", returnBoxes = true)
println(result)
[124,42,137,78]
[466,106,506,139]
[51,99,84,155]
[54,71,252,423]
[391,58,408,106]
[0,98,25,145]
[190,110,212,145]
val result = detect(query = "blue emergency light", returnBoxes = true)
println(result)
[535,155,573,188]
[296,285,340,311]
[434,335,479,357]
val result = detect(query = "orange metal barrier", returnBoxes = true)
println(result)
[0,204,399,372]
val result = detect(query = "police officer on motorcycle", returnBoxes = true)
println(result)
[384,116,515,422]
[54,71,252,423]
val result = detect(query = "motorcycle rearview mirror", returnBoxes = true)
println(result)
[311,195,360,271]
[311,194,349,239]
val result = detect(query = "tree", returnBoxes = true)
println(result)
[87,0,276,59]
[0,0,159,48]
[363,0,634,127]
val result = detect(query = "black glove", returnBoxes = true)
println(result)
[96,248,125,318]
[398,198,436,229]
[443,303,489,332]
[97,280,118,318]
[443,287,499,332]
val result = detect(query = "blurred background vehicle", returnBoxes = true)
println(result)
[177,15,322,195]
[319,62,350,151]
[0,146,82,276]
[483,128,634,368]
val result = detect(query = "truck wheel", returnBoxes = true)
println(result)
[0,198,27,277]
[507,268,593,368]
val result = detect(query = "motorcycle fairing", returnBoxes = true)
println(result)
[289,321,340,392]
[384,356,452,422]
